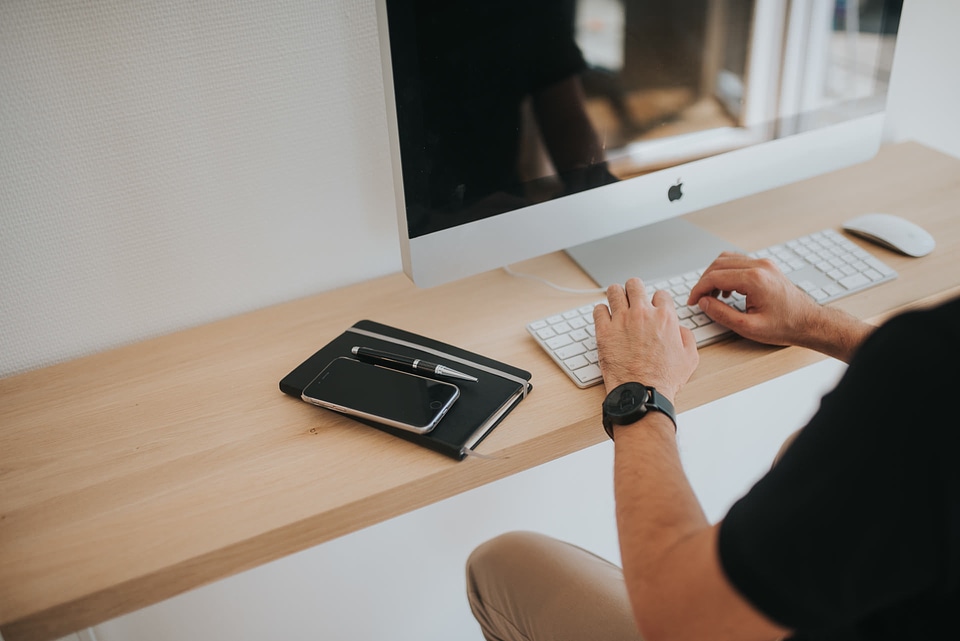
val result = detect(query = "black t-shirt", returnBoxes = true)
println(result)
[718,297,960,641]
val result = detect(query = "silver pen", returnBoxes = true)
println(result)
[351,346,478,382]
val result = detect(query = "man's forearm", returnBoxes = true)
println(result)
[612,414,794,641]
[796,305,874,363]
[612,413,710,638]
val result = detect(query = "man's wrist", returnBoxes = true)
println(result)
[796,306,873,363]
[605,379,679,403]
[602,382,678,440]
[611,410,676,440]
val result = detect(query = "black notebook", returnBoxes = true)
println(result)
[279,320,533,460]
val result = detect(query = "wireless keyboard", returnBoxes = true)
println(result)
[526,229,897,388]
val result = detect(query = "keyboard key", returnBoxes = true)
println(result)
[691,313,712,327]
[573,363,602,384]
[545,334,573,350]
[536,327,556,340]
[691,322,732,344]
[839,273,870,290]
[555,343,586,360]
[552,321,572,334]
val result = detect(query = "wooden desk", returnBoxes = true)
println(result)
[2,142,958,641]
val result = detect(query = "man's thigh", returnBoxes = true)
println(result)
[466,531,643,641]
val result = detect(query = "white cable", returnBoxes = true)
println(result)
[502,265,607,295]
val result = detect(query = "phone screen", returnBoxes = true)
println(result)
[301,357,460,434]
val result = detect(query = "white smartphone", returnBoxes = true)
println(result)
[301,357,460,434]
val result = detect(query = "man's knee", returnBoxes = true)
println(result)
[466,531,641,641]
[468,531,545,568]
[467,532,549,641]
[467,530,546,596]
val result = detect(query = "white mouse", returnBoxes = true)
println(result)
[842,213,935,258]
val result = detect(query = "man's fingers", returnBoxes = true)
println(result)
[607,277,689,321]
[651,288,676,310]
[690,253,782,305]
[679,325,698,351]
[593,301,611,328]
[688,268,749,305]
[624,278,649,307]
[606,283,627,314]
[699,295,750,331]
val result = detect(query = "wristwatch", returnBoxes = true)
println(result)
[601,382,677,440]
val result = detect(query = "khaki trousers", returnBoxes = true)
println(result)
[465,430,803,641]
[466,530,642,641]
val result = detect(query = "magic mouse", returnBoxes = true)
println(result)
[842,213,935,257]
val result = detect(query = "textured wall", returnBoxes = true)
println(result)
[1,1,401,377]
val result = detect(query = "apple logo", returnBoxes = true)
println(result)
[668,179,683,202]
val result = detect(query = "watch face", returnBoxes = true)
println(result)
[606,383,650,420]
[603,383,677,439]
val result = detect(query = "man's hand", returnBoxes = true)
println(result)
[686,252,820,347]
[593,278,699,400]
[687,252,873,362]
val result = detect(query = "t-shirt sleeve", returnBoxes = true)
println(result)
[717,306,955,631]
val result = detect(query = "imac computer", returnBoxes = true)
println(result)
[376,0,901,288]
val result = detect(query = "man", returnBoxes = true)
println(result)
[467,252,958,641]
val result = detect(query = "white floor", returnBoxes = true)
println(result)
[65,358,845,641]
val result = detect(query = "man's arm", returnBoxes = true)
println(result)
[612,417,791,641]
[594,279,791,641]
[687,253,874,363]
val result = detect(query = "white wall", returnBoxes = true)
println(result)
[5,0,959,640]
[883,0,960,157]
[0,1,401,379]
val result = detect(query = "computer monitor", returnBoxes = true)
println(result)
[376,0,901,288]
